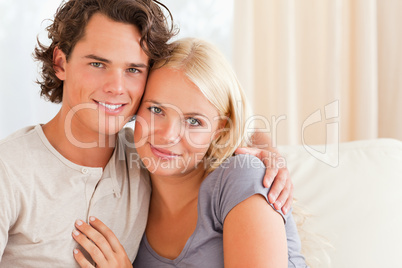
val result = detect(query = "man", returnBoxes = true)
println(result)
[0,0,292,266]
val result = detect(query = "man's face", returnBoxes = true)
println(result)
[54,13,149,138]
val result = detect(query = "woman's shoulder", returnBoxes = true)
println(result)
[203,154,267,198]
[200,154,270,225]
[213,154,265,180]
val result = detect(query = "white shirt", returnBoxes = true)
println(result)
[0,125,150,267]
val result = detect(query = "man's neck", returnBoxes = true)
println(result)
[42,111,117,168]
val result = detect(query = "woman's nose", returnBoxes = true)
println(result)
[159,119,183,145]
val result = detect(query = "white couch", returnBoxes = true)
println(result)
[278,139,402,268]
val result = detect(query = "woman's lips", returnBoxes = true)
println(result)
[150,143,180,160]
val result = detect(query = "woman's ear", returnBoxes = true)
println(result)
[53,47,67,81]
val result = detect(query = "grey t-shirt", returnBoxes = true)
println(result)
[134,154,308,267]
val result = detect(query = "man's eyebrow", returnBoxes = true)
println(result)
[84,54,148,69]
[84,54,111,63]
[128,62,148,69]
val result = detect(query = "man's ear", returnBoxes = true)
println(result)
[53,46,67,81]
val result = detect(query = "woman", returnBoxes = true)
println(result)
[72,38,308,267]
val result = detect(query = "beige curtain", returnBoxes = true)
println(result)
[233,0,402,146]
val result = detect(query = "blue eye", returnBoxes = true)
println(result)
[90,62,103,68]
[148,106,162,114]
[186,118,201,126]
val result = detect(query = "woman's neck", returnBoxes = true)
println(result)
[149,163,206,216]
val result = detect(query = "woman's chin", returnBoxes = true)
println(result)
[148,167,187,177]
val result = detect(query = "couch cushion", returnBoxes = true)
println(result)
[278,139,402,268]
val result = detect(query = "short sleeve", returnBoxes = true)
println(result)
[215,154,286,225]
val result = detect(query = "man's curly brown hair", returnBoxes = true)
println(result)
[34,0,177,103]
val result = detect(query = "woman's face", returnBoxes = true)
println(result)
[134,67,222,177]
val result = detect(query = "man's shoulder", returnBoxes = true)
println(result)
[0,126,37,150]
[0,125,39,154]
[0,125,37,143]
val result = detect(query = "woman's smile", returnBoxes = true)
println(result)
[149,143,181,160]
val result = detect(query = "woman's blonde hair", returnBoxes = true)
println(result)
[153,37,253,172]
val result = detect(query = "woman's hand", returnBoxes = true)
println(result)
[235,147,293,214]
[72,216,132,268]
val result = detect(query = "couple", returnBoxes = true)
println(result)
[0,0,306,267]
[72,37,308,267]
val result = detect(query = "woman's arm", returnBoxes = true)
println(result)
[223,194,288,268]
[72,217,132,268]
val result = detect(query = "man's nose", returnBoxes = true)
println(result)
[104,70,124,94]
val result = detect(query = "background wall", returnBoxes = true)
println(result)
[233,0,402,146]
[0,0,62,139]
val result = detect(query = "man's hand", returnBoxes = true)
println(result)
[235,147,293,214]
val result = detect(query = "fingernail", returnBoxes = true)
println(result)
[275,201,282,209]
[283,207,288,214]
[73,230,80,236]
[89,216,96,222]
[74,249,79,254]
[76,220,83,226]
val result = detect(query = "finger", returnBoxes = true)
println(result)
[263,167,277,188]
[268,168,291,202]
[260,149,278,187]
[88,216,125,254]
[72,224,108,265]
[268,168,288,207]
[254,149,279,170]
[234,147,261,156]
[281,188,293,215]
[271,172,292,211]
[73,248,95,268]
[75,219,116,260]
[256,151,279,190]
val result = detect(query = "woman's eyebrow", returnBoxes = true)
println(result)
[182,112,207,117]
[142,99,162,105]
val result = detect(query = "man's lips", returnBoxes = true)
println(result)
[94,100,126,113]
[150,143,181,159]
